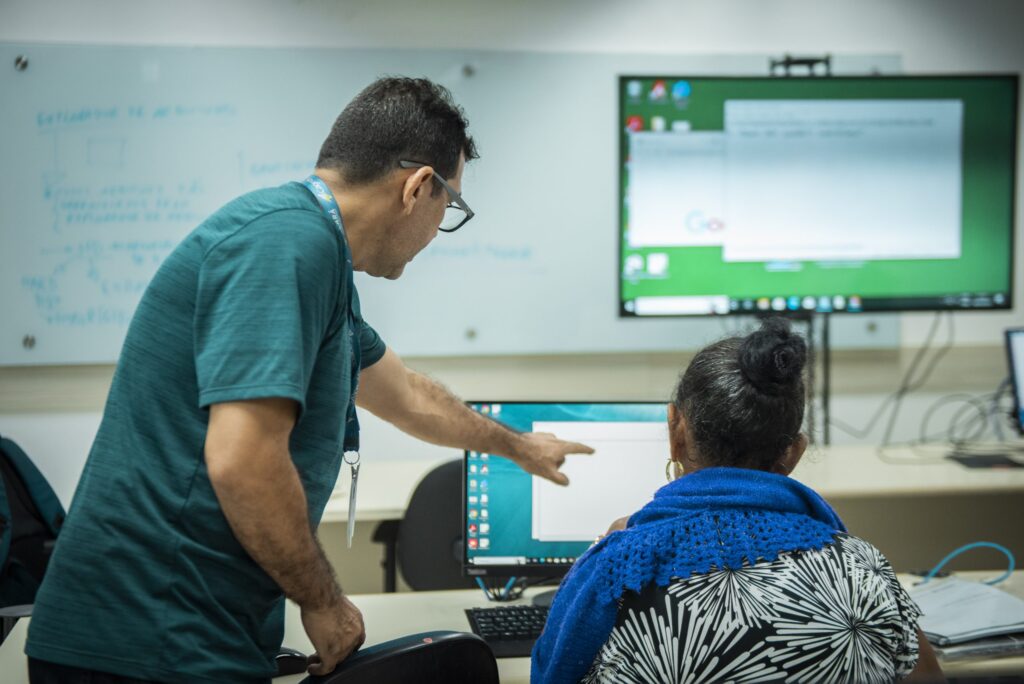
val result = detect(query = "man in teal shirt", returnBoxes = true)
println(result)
[25,77,591,683]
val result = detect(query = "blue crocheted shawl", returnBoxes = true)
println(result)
[530,466,846,684]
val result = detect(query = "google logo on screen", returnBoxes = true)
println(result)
[685,210,725,234]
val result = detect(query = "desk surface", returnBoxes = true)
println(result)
[3,572,1020,683]
[321,444,1024,524]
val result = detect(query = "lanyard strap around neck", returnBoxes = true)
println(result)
[303,175,344,235]
[302,175,361,454]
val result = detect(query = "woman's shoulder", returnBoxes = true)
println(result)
[764,531,901,585]
[820,532,900,575]
[622,531,903,605]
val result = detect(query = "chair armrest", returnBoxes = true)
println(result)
[276,646,308,677]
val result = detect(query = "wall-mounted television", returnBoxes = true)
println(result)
[618,75,1018,317]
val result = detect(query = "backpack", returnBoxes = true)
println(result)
[0,435,65,607]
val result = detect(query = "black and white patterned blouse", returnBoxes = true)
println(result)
[581,533,921,683]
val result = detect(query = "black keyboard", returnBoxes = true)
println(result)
[465,604,550,658]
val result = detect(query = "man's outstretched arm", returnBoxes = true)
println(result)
[356,348,593,485]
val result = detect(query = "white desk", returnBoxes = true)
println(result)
[323,444,1024,523]
[3,572,1022,683]
[793,443,1024,498]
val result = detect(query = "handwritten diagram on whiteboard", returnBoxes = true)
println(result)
[27,105,238,324]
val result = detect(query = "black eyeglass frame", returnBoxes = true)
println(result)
[398,160,474,232]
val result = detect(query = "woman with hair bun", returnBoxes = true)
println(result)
[532,318,943,683]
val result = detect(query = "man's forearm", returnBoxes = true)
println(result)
[385,370,525,458]
[209,451,341,611]
[357,349,591,484]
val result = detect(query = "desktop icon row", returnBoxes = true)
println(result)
[467,520,490,550]
[625,79,691,105]
[527,557,577,565]
[468,522,490,536]
[736,294,862,313]
[473,404,502,416]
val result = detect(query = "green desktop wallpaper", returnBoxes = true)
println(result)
[619,77,1017,307]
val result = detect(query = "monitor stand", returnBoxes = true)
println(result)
[531,588,558,608]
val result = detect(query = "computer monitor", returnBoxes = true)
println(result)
[463,402,668,578]
[1007,328,1024,435]
[618,75,1018,317]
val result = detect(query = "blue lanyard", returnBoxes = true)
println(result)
[303,174,344,235]
[302,175,361,454]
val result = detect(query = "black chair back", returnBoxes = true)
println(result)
[396,459,476,591]
[301,631,498,684]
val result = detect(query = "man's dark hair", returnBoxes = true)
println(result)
[672,317,807,471]
[317,77,478,192]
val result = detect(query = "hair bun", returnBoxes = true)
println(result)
[738,318,807,395]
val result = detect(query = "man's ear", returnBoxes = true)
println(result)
[776,433,808,476]
[401,166,435,215]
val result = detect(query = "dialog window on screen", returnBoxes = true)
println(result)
[628,99,964,263]
[531,421,667,542]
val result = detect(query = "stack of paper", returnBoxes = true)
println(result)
[934,634,1024,661]
[909,577,1024,646]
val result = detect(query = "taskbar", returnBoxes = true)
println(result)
[466,554,581,577]
[467,555,579,566]
[468,556,529,566]
[621,292,1011,317]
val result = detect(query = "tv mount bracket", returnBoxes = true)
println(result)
[769,54,833,77]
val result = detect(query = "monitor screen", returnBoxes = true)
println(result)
[618,75,1018,317]
[463,402,668,577]
[1007,329,1024,435]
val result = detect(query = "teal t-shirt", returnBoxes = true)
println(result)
[25,182,386,683]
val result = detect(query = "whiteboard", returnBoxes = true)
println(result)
[0,43,900,365]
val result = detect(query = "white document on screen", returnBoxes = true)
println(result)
[531,421,669,542]
[722,99,963,263]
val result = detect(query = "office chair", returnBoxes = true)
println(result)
[0,435,65,644]
[300,631,498,684]
[371,459,477,592]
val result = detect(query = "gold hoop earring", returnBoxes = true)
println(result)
[665,459,682,482]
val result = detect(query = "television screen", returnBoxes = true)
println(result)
[618,75,1018,317]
